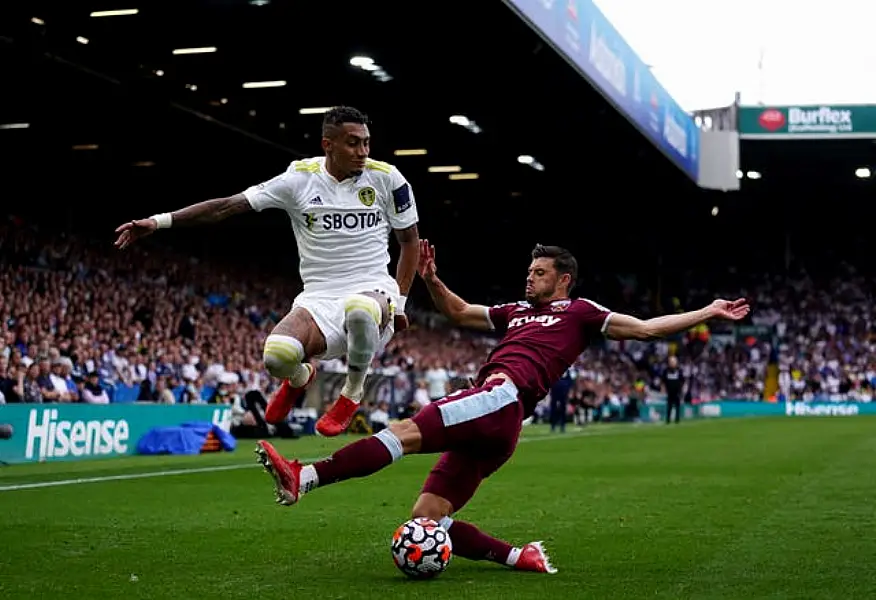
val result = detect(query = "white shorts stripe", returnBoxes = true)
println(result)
[438,379,519,427]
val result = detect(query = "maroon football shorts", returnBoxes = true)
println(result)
[412,377,523,511]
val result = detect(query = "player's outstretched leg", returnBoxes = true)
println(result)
[262,334,316,425]
[255,423,408,505]
[316,294,382,436]
[414,456,557,576]
[436,517,557,574]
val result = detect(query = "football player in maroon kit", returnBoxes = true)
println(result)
[255,240,749,574]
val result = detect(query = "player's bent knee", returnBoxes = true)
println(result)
[412,493,453,522]
[262,334,305,378]
[388,419,423,455]
[343,294,381,327]
[358,290,391,329]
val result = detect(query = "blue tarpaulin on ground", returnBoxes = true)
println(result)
[136,421,236,455]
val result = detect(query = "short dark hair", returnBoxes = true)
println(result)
[531,244,578,291]
[322,106,369,137]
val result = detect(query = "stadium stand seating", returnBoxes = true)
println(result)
[4,217,874,430]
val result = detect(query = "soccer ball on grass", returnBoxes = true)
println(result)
[390,517,453,579]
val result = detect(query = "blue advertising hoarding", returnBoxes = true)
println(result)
[0,404,233,464]
[504,0,700,181]
[640,399,876,421]
[697,401,876,419]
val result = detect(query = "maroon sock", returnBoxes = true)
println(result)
[312,436,393,486]
[447,520,513,565]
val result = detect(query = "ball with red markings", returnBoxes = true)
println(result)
[390,517,453,579]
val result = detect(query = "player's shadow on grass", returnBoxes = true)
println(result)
[377,563,531,585]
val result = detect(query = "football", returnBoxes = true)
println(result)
[390,517,453,579]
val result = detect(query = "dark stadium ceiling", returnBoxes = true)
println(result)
[2,0,876,290]
[3,1,875,198]
[4,0,678,188]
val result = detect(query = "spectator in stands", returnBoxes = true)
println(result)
[0,357,7,404]
[7,218,876,416]
[369,400,390,433]
[22,363,42,403]
[59,358,80,401]
[412,380,431,413]
[180,374,202,404]
[154,376,176,404]
[424,359,450,402]
[37,358,62,402]
[81,372,110,404]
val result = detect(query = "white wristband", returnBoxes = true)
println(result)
[150,213,173,229]
[397,295,407,313]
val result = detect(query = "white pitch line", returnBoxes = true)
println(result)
[0,462,263,492]
[0,422,699,493]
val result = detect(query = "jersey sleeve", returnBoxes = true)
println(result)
[242,166,299,212]
[384,166,419,230]
[486,302,520,333]
[578,298,613,335]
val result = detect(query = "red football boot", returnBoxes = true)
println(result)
[315,394,359,437]
[254,440,301,506]
[514,542,558,574]
[264,363,315,425]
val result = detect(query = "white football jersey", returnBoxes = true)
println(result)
[242,156,418,297]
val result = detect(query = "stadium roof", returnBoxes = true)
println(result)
[6,3,665,173]
[3,1,693,195]
[3,1,876,300]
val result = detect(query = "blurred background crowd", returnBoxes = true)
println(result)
[4,217,875,430]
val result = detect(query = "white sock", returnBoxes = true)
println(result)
[299,465,319,495]
[341,372,367,402]
[288,363,312,388]
[342,296,381,402]
[506,547,522,567]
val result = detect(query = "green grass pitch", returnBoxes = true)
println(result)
[2,417,875,599]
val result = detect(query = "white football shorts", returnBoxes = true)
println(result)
[292,289,396,361]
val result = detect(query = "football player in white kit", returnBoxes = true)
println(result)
[114,106,420,437]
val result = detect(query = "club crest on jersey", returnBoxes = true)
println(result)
[551,300,571,312]
[358,186,377,207]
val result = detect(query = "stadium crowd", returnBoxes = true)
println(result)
[1,220,874,424]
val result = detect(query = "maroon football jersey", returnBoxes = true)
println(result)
[476,298,612,416]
